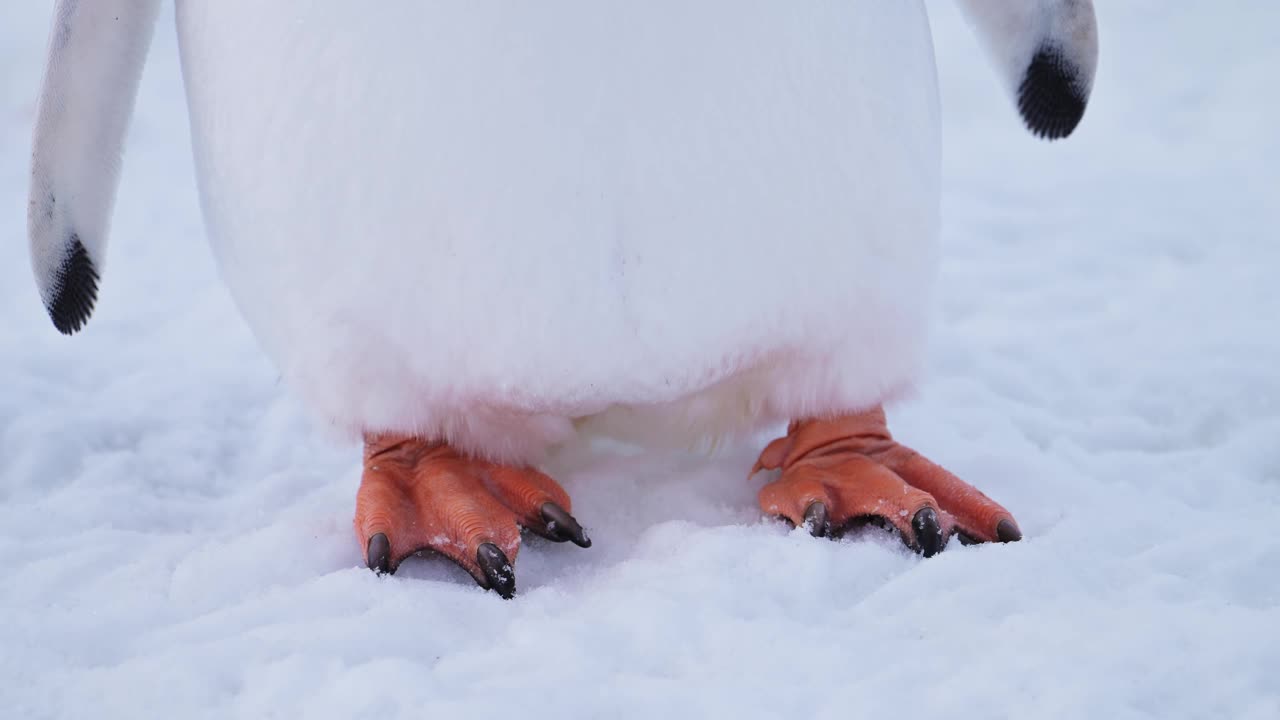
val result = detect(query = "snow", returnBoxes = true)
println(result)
[2,2,1278,718]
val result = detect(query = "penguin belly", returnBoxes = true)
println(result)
[175,0,941,460]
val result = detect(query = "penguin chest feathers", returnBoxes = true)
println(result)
[174,1,941,458]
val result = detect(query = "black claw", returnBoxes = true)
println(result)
[540,502,592,548]
[367,533,392,575]
[476,543,516,599]
[912,508,944,558]
[803,502,829,538]
[996,519,1023,544]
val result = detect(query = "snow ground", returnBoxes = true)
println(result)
[2,2,1278,718]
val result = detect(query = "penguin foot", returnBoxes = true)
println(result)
[753,407,1020,556]
[354,436,589,598]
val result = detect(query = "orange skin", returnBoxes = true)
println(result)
[754,407,1020,554]
[355,406,1018,596]
[355,437,588,597]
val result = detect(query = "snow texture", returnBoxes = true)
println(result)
[2,2,1278,718]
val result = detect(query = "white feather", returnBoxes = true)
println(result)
[29,0,162,310]
[956,0,1099,98]
[172,0,943,461]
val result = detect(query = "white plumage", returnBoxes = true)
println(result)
[30,0,1097,462]
[28,0,162,320]
[957,0,1099,100]
[176,1,940,461]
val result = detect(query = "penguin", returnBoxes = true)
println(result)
[30,0,1098,597]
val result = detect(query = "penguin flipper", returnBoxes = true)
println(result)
[29,0,163,334]
[956,0,1099,140]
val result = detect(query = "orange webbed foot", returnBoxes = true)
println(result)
[754,407,1020,556]
[354,436,590,598]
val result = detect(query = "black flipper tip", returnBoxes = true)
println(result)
[912,507,945,558]
[1017,46,1088,141]
[476,543,516,599]
[540,502,592,548]
[47,234,99,335]
[367,533,392,575]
